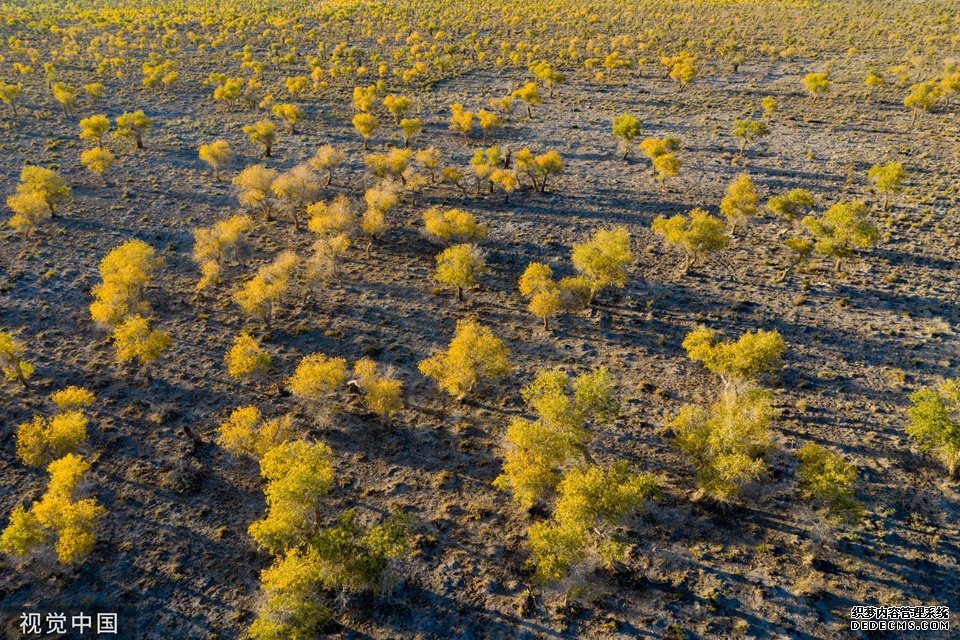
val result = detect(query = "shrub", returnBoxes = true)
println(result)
[193,214,254,290]
[663,51,697,90]
[422,208,487,244]
[0,80,23,115]
[364,148,411,183]
[433,244,485,301]
[529,60,566,96]
[719,173,759,235]
[528,463,658,584]
[904,81,943,127]
[247,440,335,554]
[288,354,347,403]
[234,251,299,328]
[114,110,152,150]
[570,226,633,303]
[352,358,403,419]
[760,96,778,119]
[801,200,878,272]
[225,332,272,381]
[867,161,907,210]
[218,406,294,460]
[51,386,95,411]
[79,114,110,148]
[418,319,510,399]
[476,109,502,143]
[907,380,960,477]
[670,387,776,501]
[399,118,423,148]
[90,239,160,326]
[52,82,77,115]
[383,94,413,122]
[796,444,862,520]
[198,140,232,180]
[0,330,34,388]
[243,120,277,157]
[802,72,830,98]
[612,114,641,159]
[651,208,728,274]
[639,136,681,184]
[682,326,786,390]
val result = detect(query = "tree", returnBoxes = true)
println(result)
[448,103,474,139]
[639,136,681,185]
[906,380,960,477]
[418,319,510,399]
[670,387,776,501]
[422,207,487,244]
[801,200,878,272]
[198,140,232,181]
[193,214,254,290]
[719,173,759,235]
[16,411,88,468]
[433,243,485,301]
[731,119,769,162]
[79,114,110,148]
[234,251,299,329]
[233,164,279,219]
[52,82,76,115]
[288,354,347,405]
[760,96,778,119]
[903,81,943,128]
[766,188,815,230]
[6,165,71,232]
[309,144,345,186]
[570,227,634,303]
[682,326,786,391]
[469,110,499,145]
[796,444,862,521]
[271,164,321,230]
[518,262,561,331]
[612,114,641,159]
[494,367,619,508]
[0,80,23,116]
[113,315,171,376]
[527,463,658,584]
[867,161,907,210]
[364,148,411,184]
[0,330,34,388]
[802,72,830,98]
[218,406,293,460]
[80,148,116,183]
[470,145,504,195]
[511,81,541,118]
[114,110,152,150]
[352,358,404,419]
[352,113,379,149]
[0,453,105,565]
[225,332,272,381]
[778,235,814,283]
[90,239,161,326]
[307,195,356,239]
[514,148,564,193]
[529,60,566,97]
[272,103,303,133]
[399,118,423,148]
[652,208,729,274]
[51,386,95,411]
[383,94,413,123]
[247,440,335,554]
[244,120,277,157]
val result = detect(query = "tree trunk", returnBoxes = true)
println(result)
[16,366,30,389]
[457,286,463,301]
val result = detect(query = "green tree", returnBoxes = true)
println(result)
[682,326,786,391]
[801,200,878,272]
[612,114,641,159]
[651,208,728,274]
[796,444,862,521]
[570,227,633,304]
[867,161,907,210]
[719,173,758,235]
[906,380,960,477]
[433,244,485,301]
[418,319,510,399]
[731,119,769,162]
